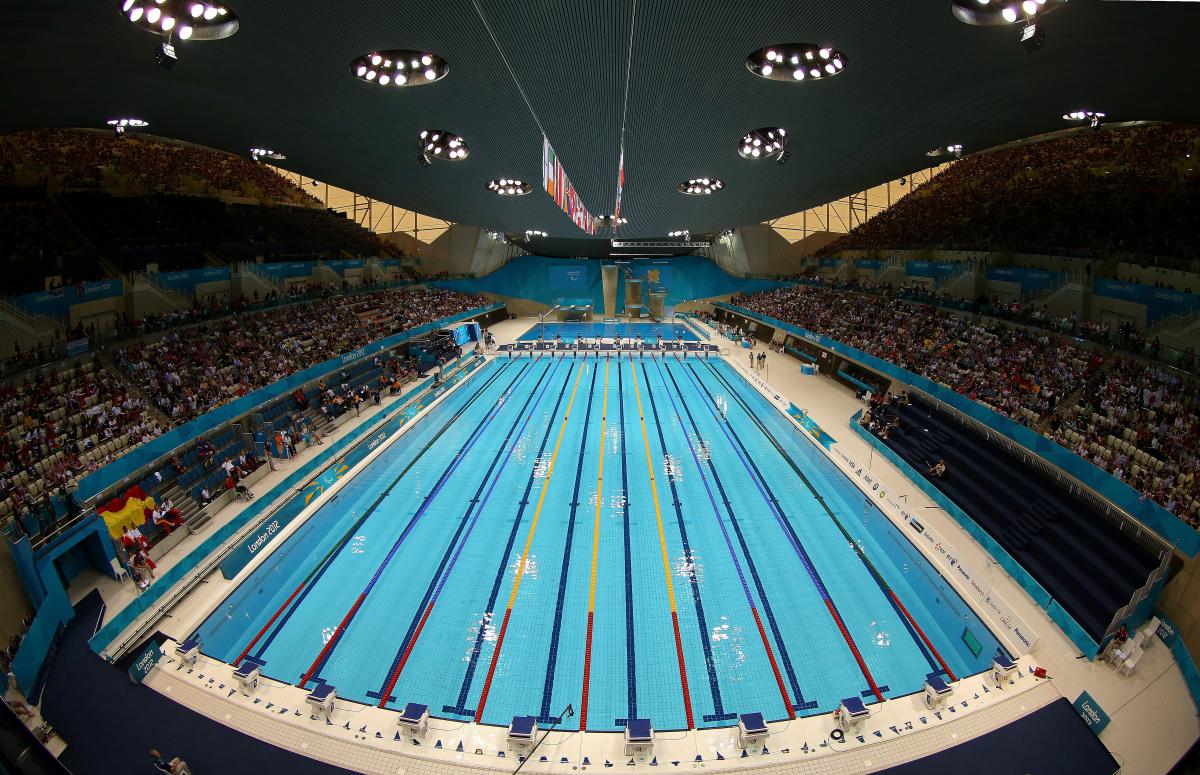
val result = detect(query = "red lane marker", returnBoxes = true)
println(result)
[473,607,514,723]
[234,578,307,665]
[888,590,958,682]
[298,592,367,686]
[376,602,436,707]
[580,611,594,730]
[750,607,796,719]
[824,599,885,703]
[670,611,695,729]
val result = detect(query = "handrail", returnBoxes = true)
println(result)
[0,295,65,333]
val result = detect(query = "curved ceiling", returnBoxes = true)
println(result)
[3,1,1200,241]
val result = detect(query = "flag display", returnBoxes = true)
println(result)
[613,144,625,236]
[542,137,597,235]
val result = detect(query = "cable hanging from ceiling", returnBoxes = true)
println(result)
[611,0,637,237]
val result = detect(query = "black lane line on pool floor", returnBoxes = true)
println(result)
[535,359,600,723]
[657,359,814,714]
[697,358,949,684]
[367,357,562,705]
[442,360,579,718]
[639,360,737,724]
[232,358,520,669]
[618,361,638,725]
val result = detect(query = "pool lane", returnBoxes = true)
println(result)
[201,358,518,665]
[370,356,567,707]
[297,357,543,689]
[472,360,589,724]
[690,358,957,694]
[245,358,532,688]
[232,359,518,666]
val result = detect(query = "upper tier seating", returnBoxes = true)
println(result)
[818,123,1200,261]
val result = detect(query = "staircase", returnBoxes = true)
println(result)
[1050,351,1117,430]
[1149,309,1200,354]
[235,261,284,298]
[0,296,66,359]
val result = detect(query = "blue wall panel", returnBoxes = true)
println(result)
[431,255,788,309]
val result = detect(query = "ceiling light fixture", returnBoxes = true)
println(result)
[927,143,964,158]
[678,178,725,195]
[350,49,448,88]
[487,178,533,196]
[524,230,548,238]
[250,147,286,161]
[951,0,1063,25]
[418,130,469,162]
[118,0,239,43]
[1063,109,1106,129]
[106,117,149,135]
[747,43,847,82]
[738,127,787,160]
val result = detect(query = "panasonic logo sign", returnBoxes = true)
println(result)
[248,520,281,554]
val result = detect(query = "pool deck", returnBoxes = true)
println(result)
[80,315,1199,774]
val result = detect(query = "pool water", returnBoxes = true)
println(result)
[196,355,1003,731]
[517,322,697,342]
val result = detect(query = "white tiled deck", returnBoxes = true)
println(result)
[84,315,1199,774]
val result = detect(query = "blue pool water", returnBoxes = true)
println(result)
[517,322,696,342]
[196,355,1003,730]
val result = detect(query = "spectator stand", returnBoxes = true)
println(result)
[6,300,499,604]
[717,292,1200,549]
[715,302,1187,653]
[91,351,484,664]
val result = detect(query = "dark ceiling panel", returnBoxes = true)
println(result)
[3,0,1199,243]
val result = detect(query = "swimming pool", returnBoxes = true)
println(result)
[195,354,1003,731]
[517,322,696,342]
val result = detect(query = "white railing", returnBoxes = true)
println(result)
[238,262,284,293]
[0,295,65,335]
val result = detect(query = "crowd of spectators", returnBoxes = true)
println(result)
[0,129,322,206]
[0,359,162,536]
[0,284,485,539]
[738,284,1093,422]
[818,123,1200,260]
[1054,357,1200,529]
[0,129,394,282]
[790,275,1198,372]
[734,282,1200,528]
[113,286,485,425]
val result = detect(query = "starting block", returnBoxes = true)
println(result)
[175,637,200,668]
[923,675,953,709]
[991,653,1018,687]
[305,681,336,722]
[233,656,264,695]
[834,697,871,734]
[397,703,429,738]
[737,712,769,748]
[624,718,654,756]
[507,715,537,750]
